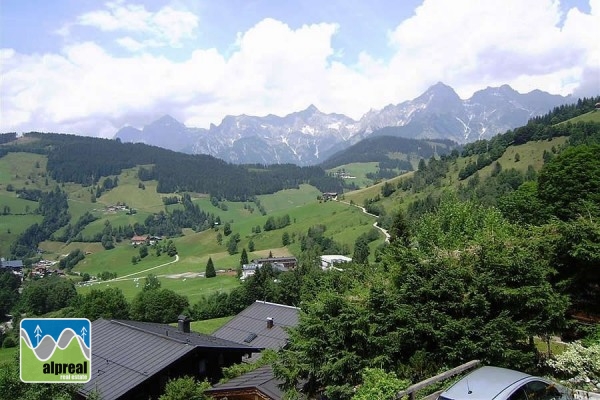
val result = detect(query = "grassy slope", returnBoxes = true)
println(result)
[326,162,379,188]
[560,109,600,124]
[344,136,569,212]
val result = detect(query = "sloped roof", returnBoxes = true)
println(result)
[212,301,300,352]
[79,319,261,400]
[1,260,23,268]
[204,365,284,400]
[117,319,262,350]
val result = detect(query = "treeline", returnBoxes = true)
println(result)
[0,132,17,145]
[263,214,291,231]
[3,132,342,200]
[530,96,600,125]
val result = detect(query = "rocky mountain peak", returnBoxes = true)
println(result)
[114,83,570,165]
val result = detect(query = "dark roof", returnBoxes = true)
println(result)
[1,260,23,268]
[212,301,299,353]
[79,319,261,400]
[253,257,297,263]
[205,365,284,400]
[115,319,262,351]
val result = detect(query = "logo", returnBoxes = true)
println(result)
[20,318,91,383]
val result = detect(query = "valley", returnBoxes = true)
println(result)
[1,99,599,399]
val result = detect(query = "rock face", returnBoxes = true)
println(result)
[114,83,569,165]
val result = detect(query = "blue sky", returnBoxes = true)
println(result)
[1,0,598,137]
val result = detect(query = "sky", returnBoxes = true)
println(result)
[1,0,599,138]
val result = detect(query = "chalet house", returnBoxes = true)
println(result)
[252,256,298,269]
[0,259,23,278]
[77,316,261,400]
[212,301,300,362]
[208,301,301,399]
[130,235,149,246]
[204,365,286,400]
[240,262,289,280]
[320,255,352,271]
[322,192,338,201]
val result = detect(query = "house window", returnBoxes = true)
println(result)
[243,332,257,343]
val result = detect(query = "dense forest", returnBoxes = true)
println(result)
[320,135,457,173]
[1,132,343,200]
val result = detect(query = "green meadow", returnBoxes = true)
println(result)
[77,273,240,303]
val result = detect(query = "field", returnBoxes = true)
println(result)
[77,273,240,303]
[326,162,379,188]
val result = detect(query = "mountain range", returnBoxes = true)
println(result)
[114,82,570,165]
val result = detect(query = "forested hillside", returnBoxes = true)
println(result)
[320,135,457,170]
[1,132,343,199]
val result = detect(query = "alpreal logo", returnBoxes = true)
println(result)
[20,318,91,383]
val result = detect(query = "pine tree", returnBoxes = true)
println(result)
[205,257,216,278]
[240,248,249,266]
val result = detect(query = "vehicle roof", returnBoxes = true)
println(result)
[439,366,532,400]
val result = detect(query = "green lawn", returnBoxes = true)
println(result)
[77,273,240,303]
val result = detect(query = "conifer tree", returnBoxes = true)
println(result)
[205,257,216,278]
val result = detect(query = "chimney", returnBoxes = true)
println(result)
[178,315,191,333]
[266,317,274,329]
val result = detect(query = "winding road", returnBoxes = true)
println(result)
[84,254,180,286]
[338,200,390,242]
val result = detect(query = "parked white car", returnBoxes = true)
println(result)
[438,366,573,400]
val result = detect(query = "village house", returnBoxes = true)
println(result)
[207,301,301,400]
[251,256,297,269]
[0,259,23,278]
[320,254,352,271]
[77,316,261,400]
[322,192,338,201]
[130,235,149,246]
[240,262,289,280]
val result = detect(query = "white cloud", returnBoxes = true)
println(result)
[62,1,199,50]
[381,0,598,99]
[2,0,599,139]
